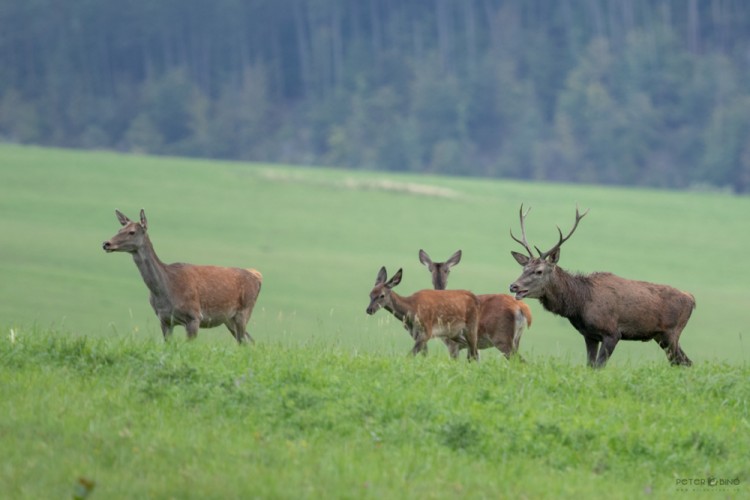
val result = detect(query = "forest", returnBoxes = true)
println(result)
[2,0,750,193]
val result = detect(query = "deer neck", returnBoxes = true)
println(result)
[131,236,170,298]
[384,304,404,322]
[386,291,417,323]
[539,267,590,319]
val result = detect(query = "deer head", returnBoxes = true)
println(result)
[366,267,403,314]
[102,209,149,253]
[419,249,462,290]
[508,204,588,300]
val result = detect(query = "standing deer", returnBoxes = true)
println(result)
[508,205,694,367]
[102,209,262,343]
[366,267,480,361]
[419,249,532,359]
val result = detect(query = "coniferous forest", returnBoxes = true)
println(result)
[2,0,750,192]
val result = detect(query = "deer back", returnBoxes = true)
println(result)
[404,289,479,329]
[581,273,694,337]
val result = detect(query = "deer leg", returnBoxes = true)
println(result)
[185,318,200,340]
[411,339,428,356]
[657,338,677,364]
[409,326,430,357]
[228,316,254,345]
[464,316,480,362]
[159,319,174,341]
[225,322,245,344]
[236,310,255,344]
[442,338,461,359]
[584,336,599,367]
[494,338,525,362]
[594,333,620,368]
[490,334,513,359]
[657,337,692,366]
[465,330,479,362]
[675,346,692,366]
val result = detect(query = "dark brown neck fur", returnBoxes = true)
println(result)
[539,267,593,319]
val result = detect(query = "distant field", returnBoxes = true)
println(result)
[1,144,748,363]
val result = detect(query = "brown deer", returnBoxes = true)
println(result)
[366,267,480,361]
[102,209,262,343]
[508,205,694,368]
[419,249,532,359]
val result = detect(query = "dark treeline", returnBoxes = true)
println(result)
[2,0,750,192]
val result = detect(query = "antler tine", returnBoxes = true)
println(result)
[539,204,590,259]
[510,204,534,258]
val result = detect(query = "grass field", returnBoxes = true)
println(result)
[1,144,749,498]
[2,331,748,499]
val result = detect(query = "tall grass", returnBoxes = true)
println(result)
[1,330,747,498]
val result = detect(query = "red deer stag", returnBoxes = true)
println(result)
[508,205,694,367]
[102,209,262,343]
[366,267,480,361]
[419,249,532,359]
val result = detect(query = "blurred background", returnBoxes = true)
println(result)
[2,0,750,193]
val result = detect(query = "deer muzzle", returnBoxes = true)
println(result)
[509,283,528,300]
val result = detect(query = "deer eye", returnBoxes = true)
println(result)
[535,269,543,275]
[379,294,385,299]
[128,230,136,235]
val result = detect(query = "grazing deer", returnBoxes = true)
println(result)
[419,249,532,359]
[366,267,480,361]
[102,209,262,343]
[508,205,694,367]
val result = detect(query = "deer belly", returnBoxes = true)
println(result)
[199,311,231,328]
[431,321,466,339]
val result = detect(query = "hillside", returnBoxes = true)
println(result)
[0,144,748,364]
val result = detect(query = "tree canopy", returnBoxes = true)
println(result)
[2,0,750,192]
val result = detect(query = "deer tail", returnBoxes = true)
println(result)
[519,301,532,328]
[246,268,263,284]
[512,307,528,351]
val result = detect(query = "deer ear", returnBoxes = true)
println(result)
[115,209,130,226]
[511,251,530,266]
[446,250,462,268]
[547,247,561,264]
[139,209,148,230]
[375,266,388,285]
[387,268,403,288]
[418,249,433,269]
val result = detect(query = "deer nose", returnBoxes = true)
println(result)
[509,283,519,293]
[102,241,111,251]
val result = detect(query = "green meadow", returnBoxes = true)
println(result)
[1,144,748,362]
[1,144,749,498]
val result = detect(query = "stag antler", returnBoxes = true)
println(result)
[538,204,590,260]
[510,204,534,257]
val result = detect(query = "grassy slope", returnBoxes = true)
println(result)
[0,144,748,363]
[1,332,748,499]
[2,145,749,498]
